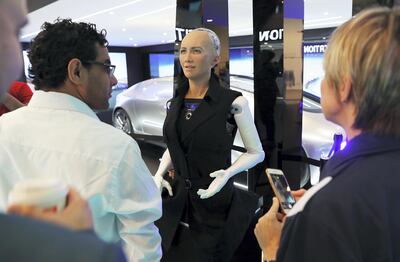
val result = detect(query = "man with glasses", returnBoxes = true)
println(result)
[0,18,162,262]
[82,61,116,76]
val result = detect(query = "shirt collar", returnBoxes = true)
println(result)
[175,74,222,103]
[28,90,99,120]
[321,132,400,179]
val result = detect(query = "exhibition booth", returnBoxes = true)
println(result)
[15,0,395,260]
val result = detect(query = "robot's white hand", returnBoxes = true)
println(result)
[153,174,173,196]
[197,169,230,199]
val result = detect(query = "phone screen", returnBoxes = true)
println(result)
[270,173,296,210]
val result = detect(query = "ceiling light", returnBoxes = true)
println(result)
[122,28,127,31]
[21,0,144,39]
[206,19,213,22]
[129,37,133,41]
[161,40,166,43]
[75,0,144,22]
[21,31,39,39]
[126,5,175,21]
[133,44,138,47]
[163,32,167,36]
[323,12,329,16]
[109,11,115,15]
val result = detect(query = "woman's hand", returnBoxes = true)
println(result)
[292,188,306,201]
[254,197,283,261]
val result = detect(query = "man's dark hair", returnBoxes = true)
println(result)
[28,18,108,89]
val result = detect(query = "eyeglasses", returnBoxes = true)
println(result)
[82,60,116,77]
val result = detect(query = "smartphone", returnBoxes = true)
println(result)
[266,168,296,214]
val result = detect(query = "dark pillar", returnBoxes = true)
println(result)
[251,0,304,191]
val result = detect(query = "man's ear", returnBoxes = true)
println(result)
[338,76,353,103]
[67,58,84,85]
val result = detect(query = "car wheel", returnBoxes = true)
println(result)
[113,108,133,135]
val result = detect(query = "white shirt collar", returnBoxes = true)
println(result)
[28,90,99,120]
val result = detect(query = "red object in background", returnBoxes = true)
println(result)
[0,81,33,116]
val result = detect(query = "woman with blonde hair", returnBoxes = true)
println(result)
[255,7,400,262]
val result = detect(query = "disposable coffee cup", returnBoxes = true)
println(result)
[8,178,68,212]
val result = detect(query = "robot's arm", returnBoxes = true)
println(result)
[197,96,264,199]
[154,149,173,177]
[153,149,173,196]
[226,96,265,175]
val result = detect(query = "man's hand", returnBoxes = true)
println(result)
[7,188,93,231]
[153,174,173,196]
[197,169,230,199]
[254,197,283,261]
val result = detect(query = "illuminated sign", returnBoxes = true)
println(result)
[303,44,328,54]
[176,27,284,42]
[259,29,284,42]
[175,28,194,41]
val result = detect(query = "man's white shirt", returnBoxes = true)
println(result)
[0,91,162,262]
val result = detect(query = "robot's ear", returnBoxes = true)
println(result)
[212,55,220,68]
[230,104,242,114]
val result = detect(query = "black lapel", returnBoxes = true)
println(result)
[164,80,187,138]
[165,96,183,131]
[180,76,223,142]
[163,85,190,176]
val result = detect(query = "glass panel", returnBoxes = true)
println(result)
[251,0,284,189]
[302,0,352,185]
[109,52,128,89]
